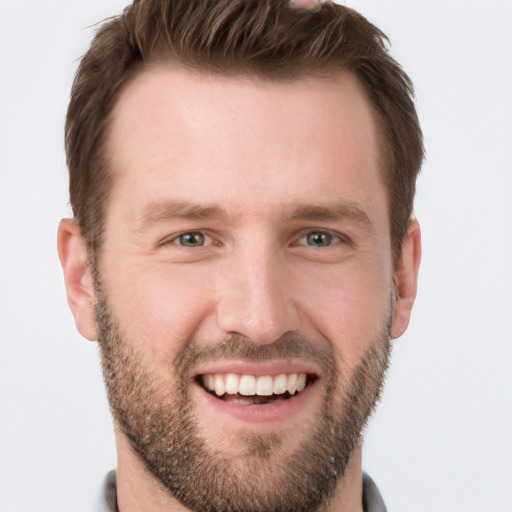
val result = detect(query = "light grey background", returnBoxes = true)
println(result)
[1,1,511,511]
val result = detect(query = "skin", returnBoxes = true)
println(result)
[289,0,324,12]
[58,66,421,511]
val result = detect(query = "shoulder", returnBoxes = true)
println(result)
[97,470,118,512]
[362,472,387,512]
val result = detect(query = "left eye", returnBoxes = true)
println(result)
[176,232,206,247]
[298,231,338,247]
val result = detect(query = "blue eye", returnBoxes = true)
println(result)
[178,232,205,247]
[304,231,334,247]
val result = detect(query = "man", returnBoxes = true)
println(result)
[58,0,423,510]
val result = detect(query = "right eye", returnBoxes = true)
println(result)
[160,231,213,248]
[176,232,206,247]
[301,231,335,247]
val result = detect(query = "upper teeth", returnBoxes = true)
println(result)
[202,373,307,397]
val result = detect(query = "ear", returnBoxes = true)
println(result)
[57,218,97,341]
[391,218,421,339]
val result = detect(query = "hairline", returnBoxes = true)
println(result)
[88,61,396,265]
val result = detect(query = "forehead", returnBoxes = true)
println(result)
[105,65,386,225]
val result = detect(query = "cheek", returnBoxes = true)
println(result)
[106,263,215,359]
[294,258,392,365]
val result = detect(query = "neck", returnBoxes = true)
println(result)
[115,433,364,512]
[322,445,364,512]
[115,434,185,512]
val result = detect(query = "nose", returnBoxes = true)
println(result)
[216,242,300,345]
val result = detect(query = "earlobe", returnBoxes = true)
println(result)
[391,218,421,339]
[57,218,98,341]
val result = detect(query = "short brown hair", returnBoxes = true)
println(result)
[65,0,424,260]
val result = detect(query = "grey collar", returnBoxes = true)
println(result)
[100,470,387,512]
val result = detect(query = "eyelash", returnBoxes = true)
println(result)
[161,231,215,248]
[293,230,347,248]
[160,229,350,249]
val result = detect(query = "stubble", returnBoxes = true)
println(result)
[96,288,392,512]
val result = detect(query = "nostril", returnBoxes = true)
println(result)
[215,257,300,344]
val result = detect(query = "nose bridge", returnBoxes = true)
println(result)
[216,239,299,344]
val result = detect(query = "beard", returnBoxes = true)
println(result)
[95,288,392,512]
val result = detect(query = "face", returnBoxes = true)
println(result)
[73,67,411,511]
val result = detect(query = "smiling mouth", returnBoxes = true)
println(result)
[197,372,317,405]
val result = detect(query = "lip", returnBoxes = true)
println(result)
[194,359,322,378]
[193,374,320,425]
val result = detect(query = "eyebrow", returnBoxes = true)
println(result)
[136,200,228,228]
[136,199,374,233]
[286,203,375,232]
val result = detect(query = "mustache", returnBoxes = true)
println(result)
[174,333,336,382]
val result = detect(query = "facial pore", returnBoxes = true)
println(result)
[96,280,392,512]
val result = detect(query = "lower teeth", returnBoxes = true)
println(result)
[222,392,295,405]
